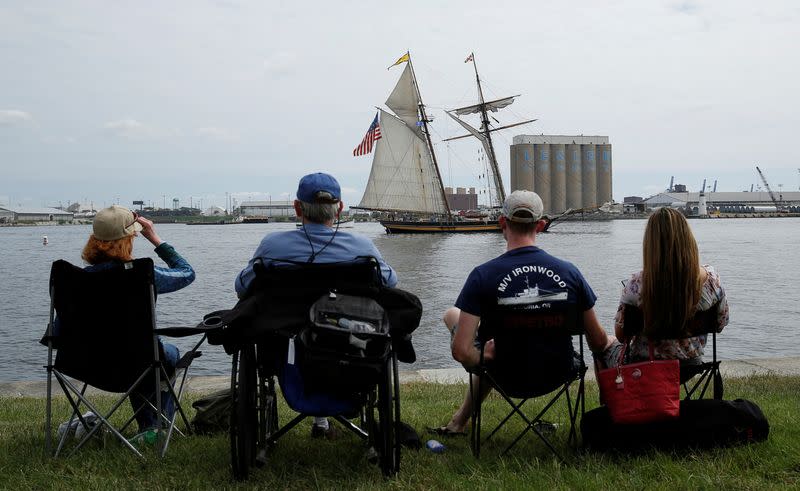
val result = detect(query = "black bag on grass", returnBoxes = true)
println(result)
[190,389,232,434]
[582,398,769,451]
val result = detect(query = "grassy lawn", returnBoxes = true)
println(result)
[1,375,798,490]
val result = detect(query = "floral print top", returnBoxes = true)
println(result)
[614,265,729,361]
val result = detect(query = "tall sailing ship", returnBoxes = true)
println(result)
[354,52,535,234]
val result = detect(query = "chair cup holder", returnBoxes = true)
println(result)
[200,311,227,328]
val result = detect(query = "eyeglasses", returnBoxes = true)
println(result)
[126,211,139,230]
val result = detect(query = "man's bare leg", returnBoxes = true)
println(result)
[440,307,492,433]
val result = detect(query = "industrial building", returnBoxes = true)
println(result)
[0,206,74,223]
[239,200,294,219]
[510,135,612,214]
[640,191,800,214]
[444,187,478,211]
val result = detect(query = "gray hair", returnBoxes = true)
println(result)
[299,200,339,223]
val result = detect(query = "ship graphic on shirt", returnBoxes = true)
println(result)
[497,276,568,306]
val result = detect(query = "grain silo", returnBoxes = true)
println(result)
[565,143,582,210]
[533,143,551,212]
[581,144,597,208]
[550,143,567,214]
[510,135,610,212]
[596,144,612,206]
[510,143,534,193]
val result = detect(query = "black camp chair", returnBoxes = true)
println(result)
[620,304,723,400]
[469,305,587,462]
[43,258,206,458]
[207,257,419,480]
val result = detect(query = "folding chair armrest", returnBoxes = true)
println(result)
[155,326,212,338]
[176,350,202,369]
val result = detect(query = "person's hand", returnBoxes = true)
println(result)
[136,216,163,246]
[482,339,496,362]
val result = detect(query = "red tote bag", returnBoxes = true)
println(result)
[597,343,680,424]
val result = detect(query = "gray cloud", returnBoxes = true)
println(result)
[0,109,33,126]
[103,119,175,141]
[263,52,297,77]
[197,126,240,142]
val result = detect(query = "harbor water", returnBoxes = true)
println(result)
[1,218,798,381]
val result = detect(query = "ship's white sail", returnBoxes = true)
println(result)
[446,111,504,208]
[357,109,448,214]
[453,95,518,116]
[385,63,423,137]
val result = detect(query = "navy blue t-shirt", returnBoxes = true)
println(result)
[455,246,597,319]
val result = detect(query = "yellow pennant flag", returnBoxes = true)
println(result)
[387,53,410,69]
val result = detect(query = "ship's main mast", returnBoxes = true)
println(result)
[469,55,506,205]
[445,53,536,209]
[407,54,452,219]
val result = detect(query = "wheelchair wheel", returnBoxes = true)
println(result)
[255,369,278,466]
[230,344,257,480]
[376,355,398,476]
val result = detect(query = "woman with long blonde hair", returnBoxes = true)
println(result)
[614,207,729,362]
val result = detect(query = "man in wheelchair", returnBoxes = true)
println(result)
[234,172,397,438]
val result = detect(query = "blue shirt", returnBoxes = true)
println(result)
[455,245,596,318]
[84,242,195,294]
[235,223,398,297]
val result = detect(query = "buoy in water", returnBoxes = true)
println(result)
[42,235,48,246]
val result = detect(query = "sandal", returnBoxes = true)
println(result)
[427,426,467,436]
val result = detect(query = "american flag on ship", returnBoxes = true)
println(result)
[353,113,382,156]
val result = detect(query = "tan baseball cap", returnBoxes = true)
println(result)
[502,190,544,223]
[92,205,143,241]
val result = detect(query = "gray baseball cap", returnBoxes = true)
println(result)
[502,190,544,223]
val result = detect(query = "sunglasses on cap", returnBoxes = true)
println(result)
[126,211,139,229]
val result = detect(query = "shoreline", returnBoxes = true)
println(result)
[3,356,799,398]
[2,213,799,228]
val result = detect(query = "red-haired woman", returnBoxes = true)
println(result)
[80,205,195,435]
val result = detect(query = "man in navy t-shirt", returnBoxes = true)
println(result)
[431,190,613,435]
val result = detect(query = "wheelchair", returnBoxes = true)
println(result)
[206,257,418,480]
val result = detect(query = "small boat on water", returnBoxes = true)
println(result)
[353,52,535,234]
[241,217,269,224]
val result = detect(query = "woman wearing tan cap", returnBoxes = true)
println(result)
[81,205,195,436]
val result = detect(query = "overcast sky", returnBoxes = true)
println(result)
[1,0,798,210]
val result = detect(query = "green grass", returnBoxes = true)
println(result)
[1,375,798,490]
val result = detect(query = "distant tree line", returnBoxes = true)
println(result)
[139,207,202,217]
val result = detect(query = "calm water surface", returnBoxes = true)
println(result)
[1,218,798,381]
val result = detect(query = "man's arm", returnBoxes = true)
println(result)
[235,262,255,298]
[235,238,271,298]
[363,239,397,287]
[451,311,490,368]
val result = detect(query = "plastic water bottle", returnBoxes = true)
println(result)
[425,439,445,453]
[338,318,377,333]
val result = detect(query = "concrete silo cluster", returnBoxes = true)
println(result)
[510,135,612,214]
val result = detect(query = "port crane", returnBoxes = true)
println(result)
[755,166,787,212]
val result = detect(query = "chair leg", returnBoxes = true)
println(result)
[469,371,488,458]
[392,354,401,473]
[496,384,567,462]
[54,372,144,458]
